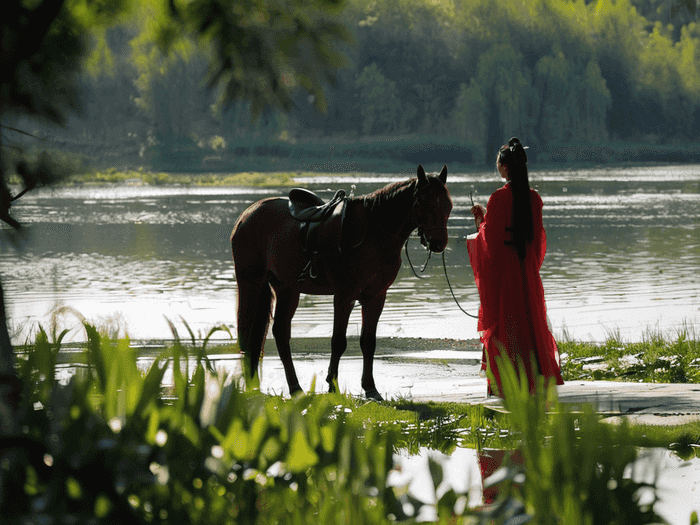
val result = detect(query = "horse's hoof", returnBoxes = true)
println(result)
[290,385,304,396]
[365,389,384,402]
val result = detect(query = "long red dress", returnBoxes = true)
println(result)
[467,183,563,396]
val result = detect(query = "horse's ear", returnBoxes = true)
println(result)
[438,164,447,185]
[417,164,428,187]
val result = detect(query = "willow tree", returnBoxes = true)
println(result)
[0,0,349,434]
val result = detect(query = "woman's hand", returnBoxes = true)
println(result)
[471,204,485,228]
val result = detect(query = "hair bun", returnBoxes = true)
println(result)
[508,137,527,164]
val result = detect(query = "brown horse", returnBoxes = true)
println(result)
[230,164,452,400]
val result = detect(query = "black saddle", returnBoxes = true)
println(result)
[288,188,348,282]
[289,188,346,222]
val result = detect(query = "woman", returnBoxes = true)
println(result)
[467,137,563,397]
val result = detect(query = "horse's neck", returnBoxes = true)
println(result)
[362,186,416,244]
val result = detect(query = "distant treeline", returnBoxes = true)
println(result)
[7,0,700,171]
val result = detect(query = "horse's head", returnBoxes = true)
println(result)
[414,164,452,253]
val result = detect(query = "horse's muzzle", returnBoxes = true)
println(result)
[428,238,447,253]
[420,232,447,253]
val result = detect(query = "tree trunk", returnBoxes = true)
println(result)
[0,280,18,436]
[0,126,19,437]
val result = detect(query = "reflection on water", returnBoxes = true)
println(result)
[0,165,698,343]
[390,445,700,524]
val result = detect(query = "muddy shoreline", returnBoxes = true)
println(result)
[253,337,483,357]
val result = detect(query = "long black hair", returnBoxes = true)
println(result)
[497,137,532,260]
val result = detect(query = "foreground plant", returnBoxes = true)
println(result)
[484,356,667,525]
[1,324,401,523]
[1,325,692,524]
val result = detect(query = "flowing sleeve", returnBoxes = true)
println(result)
[466,189,508,332]
[480,191,507,251]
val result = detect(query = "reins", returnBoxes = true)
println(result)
[404,234,479,319]
[368,176,480,319]
[404,237,430,278]
[441,249,478,319]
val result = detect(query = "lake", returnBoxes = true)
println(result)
[1,164,698,344]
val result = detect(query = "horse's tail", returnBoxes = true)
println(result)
[235,276,272,386]
[232,211,273,387]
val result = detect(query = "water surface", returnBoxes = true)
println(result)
[1,164,697,343]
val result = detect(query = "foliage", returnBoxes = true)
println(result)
[9,0,700,174]
[491,355,667,525]
[4,323,402,523]
[356,64,403,135]
[3,323,696,523]
[1,0,351,208]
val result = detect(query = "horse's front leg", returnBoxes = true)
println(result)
[326,295,355,393]
[359,293,386,401]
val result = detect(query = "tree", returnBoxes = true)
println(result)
[131,36,211,143]
[0,0,351,435]
[578,60,612,142]
[474,43,540,163]
[355,63,402,134]
[452,80,487,156]
[535,49,573,143]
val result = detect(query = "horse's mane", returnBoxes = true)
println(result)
[357,177,417,212]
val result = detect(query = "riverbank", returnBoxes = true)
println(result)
[23,160,700,187]
[240,339,700,421]
[11,138,700,185]
[112,332,700,423]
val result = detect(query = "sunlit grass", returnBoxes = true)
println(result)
[64,168,305,186]
[29,168,371,187]
[559,323,700,383]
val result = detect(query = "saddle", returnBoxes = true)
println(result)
[288,188,356,282]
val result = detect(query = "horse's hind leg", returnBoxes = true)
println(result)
[326,295,355,393]
[271,286,303,396]
[236,277,272,388]
[359,294,386,401]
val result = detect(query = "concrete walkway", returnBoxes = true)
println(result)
[414,381,700,426]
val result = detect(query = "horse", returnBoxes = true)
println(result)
[230,164,452,400]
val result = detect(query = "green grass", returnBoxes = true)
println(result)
[63,168,308,187]
[559,325,700,383]
[9,164,362,187]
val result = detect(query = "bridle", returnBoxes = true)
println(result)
[405,184,445,274]
[406,186,479,319]
[412,185,448,249]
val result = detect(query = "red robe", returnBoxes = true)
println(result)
[467,183,563,396]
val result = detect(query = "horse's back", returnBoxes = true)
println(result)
[231,197,305,281]
[232,197,292,252]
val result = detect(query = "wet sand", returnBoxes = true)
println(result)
[259,336,483,357]
[211,336,486,399]
[223,337,700,426]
